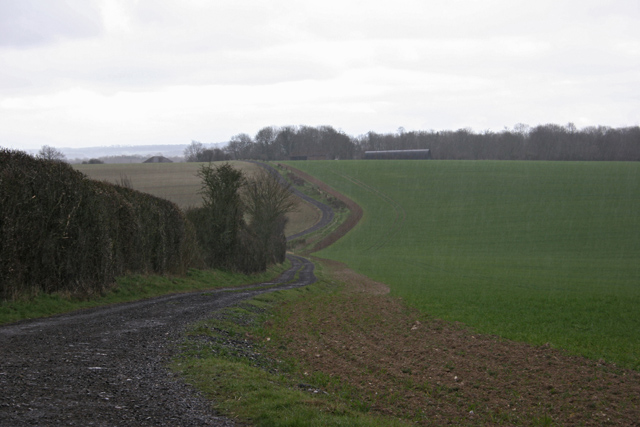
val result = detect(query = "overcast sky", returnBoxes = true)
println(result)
[1,0,639,150]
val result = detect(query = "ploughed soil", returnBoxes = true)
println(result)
[265,258,640,426]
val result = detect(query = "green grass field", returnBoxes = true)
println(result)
[284,160,640,369]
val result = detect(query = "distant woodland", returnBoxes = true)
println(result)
[215,123,640,162]
[59,123,640,164]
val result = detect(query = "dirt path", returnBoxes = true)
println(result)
[279,164,364,254]
[246,161,335,242]
[0,254,316,426]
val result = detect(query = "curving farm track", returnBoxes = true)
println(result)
[245,161,335,242]
[0,255,315,426]
[0,164,345,427]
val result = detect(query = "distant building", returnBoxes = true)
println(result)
[289,153,330,161]
[364,149,431,160]
[143,156,173,163]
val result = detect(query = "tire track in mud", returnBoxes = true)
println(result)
[330,170,406,252]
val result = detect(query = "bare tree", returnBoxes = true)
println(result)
[225,133,253,159]
[184,140,204,162]
[242,169,298,265]
[37,145,66,162]
[254,127,278,160]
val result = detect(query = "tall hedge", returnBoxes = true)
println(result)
[0,149,198,300]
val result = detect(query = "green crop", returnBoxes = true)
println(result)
[285,160,640,369]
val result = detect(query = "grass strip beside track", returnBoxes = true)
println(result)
[172,261,408,427]
[174,258,640,426]
[0,263,290,325]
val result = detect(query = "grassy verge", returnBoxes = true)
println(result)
[171,262,410,427]
[0,262,289,326]
[174,259,640,426]
[288,207,351,253]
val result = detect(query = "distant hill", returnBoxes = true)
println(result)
[23,143,225,163]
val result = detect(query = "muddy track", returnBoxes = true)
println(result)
[277,164,364,254]
[245,161,335,242]
[0,247,315,427]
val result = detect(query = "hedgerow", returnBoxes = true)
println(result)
[186,163,296,274]
[0,149,199,300]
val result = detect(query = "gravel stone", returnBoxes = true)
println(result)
[0,254,316,426]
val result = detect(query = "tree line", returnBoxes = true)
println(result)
[357,124,640,161]
[186,125,355,162]
[185,124,640,162]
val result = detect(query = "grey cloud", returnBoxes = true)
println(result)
[0,0,103,47]
[130,0,297,53]
[1,0,638,150]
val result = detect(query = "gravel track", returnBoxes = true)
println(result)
[0,254,316,426]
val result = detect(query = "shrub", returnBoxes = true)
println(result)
[190,163,245,270]
[286,171,305,186]
[243,169,297,268]
[187,163,296,274]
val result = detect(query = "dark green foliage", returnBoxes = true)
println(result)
[82,158,104,164]
[233,227,265,274]
[191,163,245,270]
[0,149,198,300]
[243,170,297,268]
[1,152,295,300]
[187,163,295,274]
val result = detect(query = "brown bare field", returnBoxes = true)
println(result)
[285,197,322,237]
[74,161,259,209]
[74,161,320,237]
[265,257,640,426]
